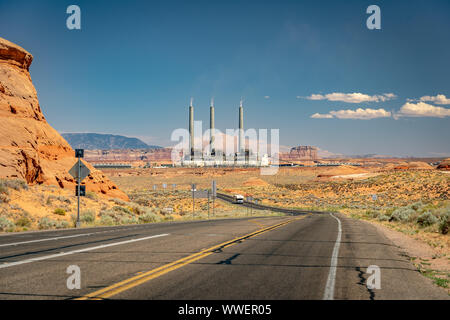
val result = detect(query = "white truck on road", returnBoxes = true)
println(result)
[233,194,244,204]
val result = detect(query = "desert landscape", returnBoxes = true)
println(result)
[0,1,449,302]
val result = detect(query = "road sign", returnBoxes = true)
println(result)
[75,149,84,158]
[193,190,209,199]
[75,185,86,197]
[69,161,91,181]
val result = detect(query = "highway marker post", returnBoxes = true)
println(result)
[207,190,210,219]
[191,183,196,219]
[211,180,217,217]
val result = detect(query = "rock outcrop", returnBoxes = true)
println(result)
[437,158,450,171]
[279,146,318,161]
[0,37,128,200]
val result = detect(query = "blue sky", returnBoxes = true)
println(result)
[1,0,449,157]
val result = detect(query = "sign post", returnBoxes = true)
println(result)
[69,149,90,228]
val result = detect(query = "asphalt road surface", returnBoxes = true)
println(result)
[0,212,448,300]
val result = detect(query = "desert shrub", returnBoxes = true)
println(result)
[85,191,98,200]
[0,193,10,203]
[390,208,417,222]
[111,198,128,206]
[416,212,438,227]
[377,214,390,221]
[112,206,132,215]
[133,196,150,206]
[0,185,9,195]
[70,214,77,226]
[99,209,122,223]
[80,210,96,223]
[99,215,114,226]
[129,203,147,215]
[55,221,69,229]
[0,178,28,191]
[53,208,66,216]
[438,212,449,234]
[46,196,53,205]
[139,210,161,223]
[163,215,174,221]
[0,216,15,231]
[15,216,31,227]
[120,216,138,225]
[409,201,424,211]
[38,217,57,230]
[57,196,71,204]
[365,210,379,218]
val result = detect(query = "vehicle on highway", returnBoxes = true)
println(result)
[234,194,244,204]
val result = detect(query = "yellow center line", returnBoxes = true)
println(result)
[76,216,307,300]
[248,219,265,228]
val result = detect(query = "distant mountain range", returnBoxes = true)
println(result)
[62,133,162,150]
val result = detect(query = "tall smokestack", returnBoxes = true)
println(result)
[189,97,194,159]
[210,97,215,156]
[239,98,244,154]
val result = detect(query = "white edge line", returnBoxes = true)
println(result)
[0,226,146,248]
[0,233,169,269]
[0,233,97,248]
[323,213,342,300]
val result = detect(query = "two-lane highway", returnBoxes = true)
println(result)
[0,213,448,300]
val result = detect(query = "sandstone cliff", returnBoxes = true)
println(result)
[0,37,128,200]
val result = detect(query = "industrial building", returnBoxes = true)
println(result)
[179,99,269,167]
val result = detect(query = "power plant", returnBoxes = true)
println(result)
[179,98,269,167]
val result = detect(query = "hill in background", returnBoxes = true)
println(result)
[62,133,161,150]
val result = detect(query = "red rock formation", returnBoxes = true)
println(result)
[279,146,319,161]
[437,158,450,171]
[0,37,128,200]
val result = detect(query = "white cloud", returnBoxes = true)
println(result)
[264,96,270,99]
[311,108,392,120]
[311,113,333,119]
[306,92,396,103]
[419,94,450,105]
[396,102,450,118]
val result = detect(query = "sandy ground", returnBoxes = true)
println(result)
[366,220,449,273]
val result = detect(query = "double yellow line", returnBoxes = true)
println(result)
[76,217,302,300]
